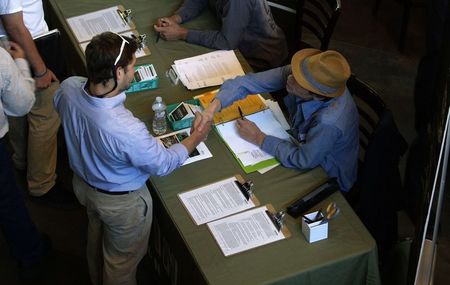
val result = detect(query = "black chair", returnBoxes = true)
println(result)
[268,0,341,59]
[346,75,408,250]
[295,0,341,52]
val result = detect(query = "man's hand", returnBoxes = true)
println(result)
[236,118,266,146]
[7,41,26,59]
[191,98,221,133]
[182,113,212,154]
[154,16,188,41]
[34,68,58,90]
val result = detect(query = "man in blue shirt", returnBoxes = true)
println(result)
[154,0,288,71]
[54,32,210,285]
[197,49,359,192]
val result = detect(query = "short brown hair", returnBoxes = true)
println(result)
[85,32,138,85]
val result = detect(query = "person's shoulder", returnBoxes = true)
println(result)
[60,76,87,90]
[0,0,23,15]
[319,89,357,122]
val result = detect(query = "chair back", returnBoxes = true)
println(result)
[346,75,407,249]
[346,75,386,167]
[296,0,341,51]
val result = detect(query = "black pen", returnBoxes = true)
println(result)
[238,106,244,119]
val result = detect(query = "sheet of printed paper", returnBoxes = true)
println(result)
[207,205,285,256]
[67,6,134,43]
[80,30,149,59]
[215,109,290,166]
[174,50,245,90]
[157,129,212,165]
[179,177,256,225]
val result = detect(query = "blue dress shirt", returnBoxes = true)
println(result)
[54,77,188,192]
[216,66,359,191]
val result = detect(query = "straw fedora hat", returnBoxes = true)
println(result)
[291,48,351,98]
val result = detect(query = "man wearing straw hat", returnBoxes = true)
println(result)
[197,49,359,192]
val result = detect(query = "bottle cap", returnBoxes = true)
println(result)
[155,96,162,102]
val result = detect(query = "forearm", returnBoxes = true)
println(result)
[2,13,46,75]
[176,0,209,23]
[181,132,204,154]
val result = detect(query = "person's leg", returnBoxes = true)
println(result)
[72,174,103,285]
[27,82,60,196]
[6,115,28,170]
[0,137,47,266]
[97,186,152,285]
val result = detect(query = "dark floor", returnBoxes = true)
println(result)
[1,0,449,284]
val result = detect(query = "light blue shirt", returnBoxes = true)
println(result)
[216,66,359,191]
[54,77,189,192]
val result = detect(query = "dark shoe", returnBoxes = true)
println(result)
[30,183,80,210]
[18,234,52,283]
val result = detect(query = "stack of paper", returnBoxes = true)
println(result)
[173,50,245,90]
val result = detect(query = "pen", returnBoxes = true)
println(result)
[238,106,244,119]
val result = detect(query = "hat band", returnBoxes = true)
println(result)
[301,60,339,95]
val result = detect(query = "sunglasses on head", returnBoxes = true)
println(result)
[111,32,130,66]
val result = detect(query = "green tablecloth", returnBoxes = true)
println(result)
[45,1,381,284]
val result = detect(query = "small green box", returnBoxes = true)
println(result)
[166,99,202,131]
[126,64,159,94]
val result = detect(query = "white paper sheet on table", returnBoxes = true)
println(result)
[174,50,245,90]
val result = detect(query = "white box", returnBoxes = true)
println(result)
[301,211,328,243]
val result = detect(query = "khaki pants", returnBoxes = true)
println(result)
[72,174,152,285]
[8,82,60,196]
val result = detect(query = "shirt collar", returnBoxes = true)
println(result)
[81,81,126,109]
[297,96,334,121]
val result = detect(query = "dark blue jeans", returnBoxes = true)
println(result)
[0,136,45,266]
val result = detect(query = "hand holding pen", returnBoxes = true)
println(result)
[236,106,266,146]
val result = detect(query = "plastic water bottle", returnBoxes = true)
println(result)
[152,96,167,135]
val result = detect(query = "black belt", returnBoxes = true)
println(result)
[87,183,131,195]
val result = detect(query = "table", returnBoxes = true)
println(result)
[45,0,381,284]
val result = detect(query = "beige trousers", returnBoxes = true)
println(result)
[8,81,60,196]
[72,174,152,285]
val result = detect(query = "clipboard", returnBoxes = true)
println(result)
[178,175,260,226]
[194,89,267,125]
[207,204,291,257]
[67,5,136,43]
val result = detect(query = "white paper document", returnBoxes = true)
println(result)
[207,205,285,256]
[157,129,212,165]
[174,50,245,90]
[67,6,133,43]
[215,109,291,166]
[178,177,256,225]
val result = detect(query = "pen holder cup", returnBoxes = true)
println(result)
[301,211,328,243]
[166,99,202,131]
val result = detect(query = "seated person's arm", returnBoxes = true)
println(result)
[154,0,208,40]
[195,65,291,131]
[176,0,209,23]
[186,0,251,50]
[262,123,342,170]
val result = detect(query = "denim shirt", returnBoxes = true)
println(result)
[216,65,359,191]
[54,77,188,192]
[176,0,288,70]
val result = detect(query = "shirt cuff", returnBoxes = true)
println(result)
[169,143,189,163]
[186,30,202,44]
[260,135,284,156]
